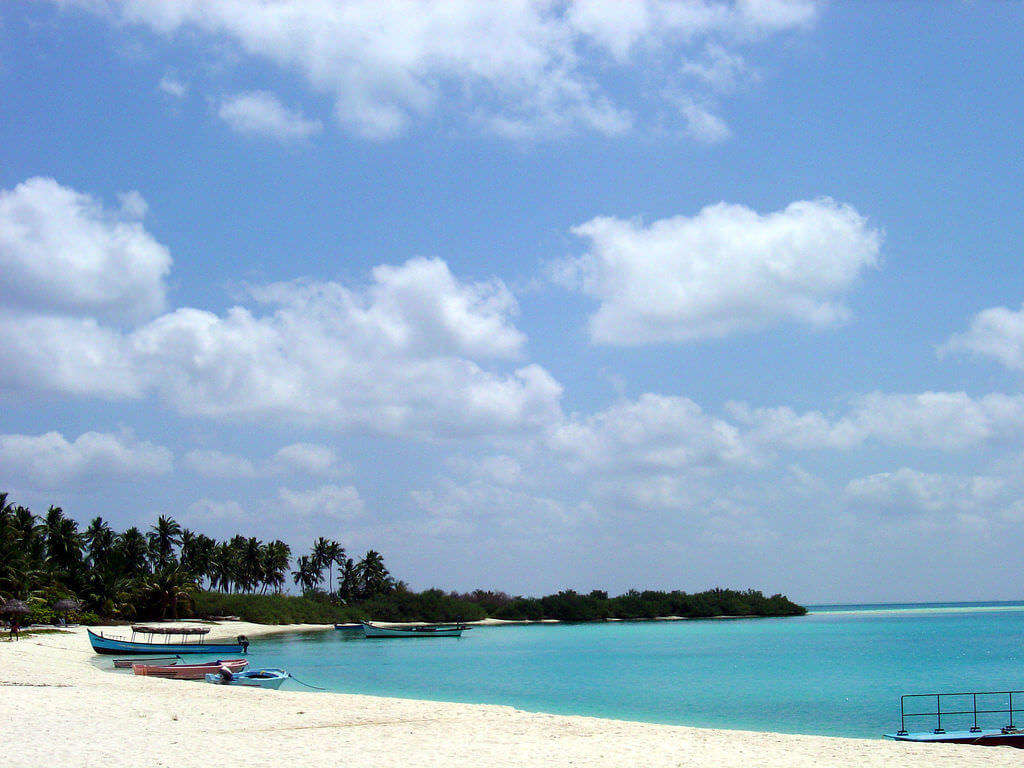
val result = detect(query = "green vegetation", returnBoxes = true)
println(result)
[0,491,805,626]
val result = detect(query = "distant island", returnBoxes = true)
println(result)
[0,491,806,626]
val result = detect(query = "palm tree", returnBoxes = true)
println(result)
[115,527,151,576]
[310,537,331,591]
[133,566,199,620]
[210,542,236,593]
[44,506,83,588]
[147,515,182,570]
[311,538,345,596]
[291,555,320,594]
[240,537,263,593]
[355,550,393,599]
[84,517,114,570]
[261,541,291,594]
[337,556,358,602]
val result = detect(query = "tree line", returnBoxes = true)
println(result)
[0,492,397,622]
[0,491,805,625]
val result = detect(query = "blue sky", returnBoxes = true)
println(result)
[3,1,1024,603]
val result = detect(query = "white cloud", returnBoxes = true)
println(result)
[680,44,756,93]
[60,0,819,141]
[271,443,340,476]
[278,484,364,519]
[182,449,257,479]
[845,467,1004,517]
[671,95,732,143]
[158,74,188,98]
[549,393,758,471]
[0,430,172,488]
[0,312,141,398]
[732,391,1024,451]
[556,198,881,345]
[0,177,170,321]
[217,91,323,141]
[942,304,1024,370]
[188,497,251,522]
[1,225,563,438]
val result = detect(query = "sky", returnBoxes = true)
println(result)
[2,1,1024,604]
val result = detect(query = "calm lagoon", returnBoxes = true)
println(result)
[247,602,1024,738]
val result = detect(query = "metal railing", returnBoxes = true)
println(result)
[897,690,1024,735]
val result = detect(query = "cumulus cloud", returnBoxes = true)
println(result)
[555,198,881,345]
[942,304,1024,370]
[271,443,340,476]
[278,484,364,519]
[0,177,170,321]
[0,430,172,488]
[845,467,1004,517]
[731,391,1024,451]
[0,193,562,441]
[58,0,819,141]
[182,449,257,479]
[549,393,758,472]
[217,91,323,141]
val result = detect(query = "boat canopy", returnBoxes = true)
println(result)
[131,625,210,635]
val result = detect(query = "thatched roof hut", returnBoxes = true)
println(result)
[2,599,29,616]
[54,598,82,613]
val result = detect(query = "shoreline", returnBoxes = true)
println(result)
[2,622,1018,768]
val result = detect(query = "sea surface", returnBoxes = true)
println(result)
[242,602,1024,738]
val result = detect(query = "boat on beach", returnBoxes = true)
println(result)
[361,621,468,638]
[88,626,249,655]
[113,655,180,668]
[885,689,1024,748]
[205,668,289,689]
[132,658,249,679]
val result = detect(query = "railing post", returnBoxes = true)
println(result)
[971,693,980,733]
[934,694,944,734]
[1010,692,1014,731]
[898,696,907,736]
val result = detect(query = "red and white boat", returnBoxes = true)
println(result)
[132,658,249,679]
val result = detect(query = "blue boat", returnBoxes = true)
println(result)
[205,668,289,689]
[885,689,1024,748]
[87,626,249,655]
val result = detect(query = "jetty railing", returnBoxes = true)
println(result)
[897,690,1024,735]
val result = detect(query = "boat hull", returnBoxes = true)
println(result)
[361,622,465,638]
[88,629,245,655]
[205,668,288,689]
[886,731,1024,748]
[133,659,248,679]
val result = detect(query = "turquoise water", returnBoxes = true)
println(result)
[243,603,1024,738]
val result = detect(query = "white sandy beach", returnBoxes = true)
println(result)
[1,622,1019,768]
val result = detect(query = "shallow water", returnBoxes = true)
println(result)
[239,602,1024,738]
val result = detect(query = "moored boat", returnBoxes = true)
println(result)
[361,621,468,638]
[885,689,1024,748]
[132,658,249,679]
[204,668,289,689]
[334,622,363,633]
[113,655,180,669]
[88,626,249,655]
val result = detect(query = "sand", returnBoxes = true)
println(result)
[1,622,1019,768]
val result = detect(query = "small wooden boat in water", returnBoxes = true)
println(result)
[361,621,468,638]
[88,626,249,655]
[205,668,289,689]
[334,622,363,633]
[132,658,249,679]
